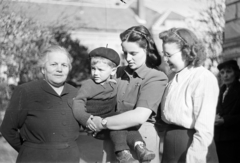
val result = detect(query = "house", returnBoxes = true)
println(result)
[8,0,189,54]
[222,0,240,65]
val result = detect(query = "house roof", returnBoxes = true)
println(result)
[76,6,140,31]
[167,12,185,21]
[8,0,162,32]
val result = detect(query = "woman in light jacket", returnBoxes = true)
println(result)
[159,28,219,163]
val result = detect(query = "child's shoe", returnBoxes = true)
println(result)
[135,143,155,162]
[116,150,139,163]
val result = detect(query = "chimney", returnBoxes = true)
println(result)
[136,0,146,24]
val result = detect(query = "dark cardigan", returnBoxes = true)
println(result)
[0,80,81,163]
[214,80,240,141]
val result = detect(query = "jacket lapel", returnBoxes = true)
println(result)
[220,81,240,115]
[40,79,60,97]
[62,83,74,109]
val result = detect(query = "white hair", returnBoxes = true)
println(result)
[38,45,73,70]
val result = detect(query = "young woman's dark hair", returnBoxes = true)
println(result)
[217,60,240,79]
[159,28,206,67]
[120,25,161,68]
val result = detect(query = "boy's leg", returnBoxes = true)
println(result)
[126,127,144,147]
[102,123,160,163]
[110,130,139,163]
[109,130,129,152]
[126,124,156,163]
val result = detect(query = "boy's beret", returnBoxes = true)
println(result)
[89,47,120,66]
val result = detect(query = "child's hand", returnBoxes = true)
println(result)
[86,115,97,131]
[215,114,224,126]
[92,116,104,132]
[92,131,98,137]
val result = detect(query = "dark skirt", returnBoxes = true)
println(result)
[215,140,240,163]
[162,124,218,163]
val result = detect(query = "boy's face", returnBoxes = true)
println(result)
[91,61,116,84]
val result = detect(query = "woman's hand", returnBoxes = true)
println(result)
[215,114,224,126]
[92,116,104,132]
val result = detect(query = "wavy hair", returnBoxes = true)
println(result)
[120,25,161,68]
[159,28,206,67]
[38,45,73,70]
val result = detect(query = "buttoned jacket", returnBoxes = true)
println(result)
[116,65,168,123]
[0,79,80,162]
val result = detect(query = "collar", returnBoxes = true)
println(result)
[174,66,194,83]
[97,79,117,89]
[223,79,240,91]
[61,83,71,95]
[102,80,117,88]
[125,64,149,79]
[40,79,69,96]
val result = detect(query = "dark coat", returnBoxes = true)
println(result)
[0,80,81,163]
[214,80,240,141]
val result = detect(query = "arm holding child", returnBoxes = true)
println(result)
[72,80,97,132]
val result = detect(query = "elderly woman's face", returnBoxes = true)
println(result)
[121,41,146,70]
[41,51,70,87]
[219,67,235,85]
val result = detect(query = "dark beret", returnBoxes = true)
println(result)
[89,47,120,66]
[217,60,240,71]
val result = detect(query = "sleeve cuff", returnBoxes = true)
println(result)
[137,99,157,114]
[81,114,91,127]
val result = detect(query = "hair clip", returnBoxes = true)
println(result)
[120,0,126,4]
[173,31,187,44]
[130,29,147,38]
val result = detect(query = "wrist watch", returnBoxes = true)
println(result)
[101,118,108,129]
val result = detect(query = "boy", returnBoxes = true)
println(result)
[72,47,155,163]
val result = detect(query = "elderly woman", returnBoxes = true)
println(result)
[0,45,81,163]
[215,60,240,163]
[159,28,219,163]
